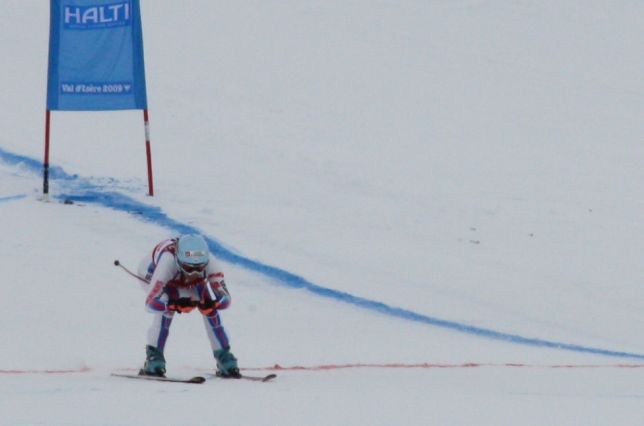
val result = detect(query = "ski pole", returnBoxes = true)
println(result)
[114,259,149,284]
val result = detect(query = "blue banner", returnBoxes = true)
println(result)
[47,0,148,110]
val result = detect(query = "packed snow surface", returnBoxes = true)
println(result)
[1,1,644,425]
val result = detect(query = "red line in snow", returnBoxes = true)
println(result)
[4,363,644,375]
[244,362,644,371]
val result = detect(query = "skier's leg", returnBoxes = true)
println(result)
[202,312,239,377]
[141,312,173,376]
[202,311,229,351]
[147,312,173,351]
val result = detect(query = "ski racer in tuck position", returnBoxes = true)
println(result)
[136,234,240,378]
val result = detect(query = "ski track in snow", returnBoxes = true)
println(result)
[3,146,644,361]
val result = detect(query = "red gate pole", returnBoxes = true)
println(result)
[143,109,154,196]
[43,109,51,200]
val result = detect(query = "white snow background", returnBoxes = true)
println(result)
[2,1,644,425]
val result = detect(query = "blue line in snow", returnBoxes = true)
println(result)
[0,146,78,181]
[0,194,26,203]
[2,147,644,361]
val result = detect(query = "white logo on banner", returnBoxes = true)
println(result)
[60,82,134,95]
[64,2,131,29]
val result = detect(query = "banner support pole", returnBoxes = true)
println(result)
[42,109,51,200]
[143,109,154,196]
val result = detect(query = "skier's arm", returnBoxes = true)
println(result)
[198,259,231,314]
[206,275,231,310]
[145,253,176,313]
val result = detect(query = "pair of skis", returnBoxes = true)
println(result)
[111,371,276,384]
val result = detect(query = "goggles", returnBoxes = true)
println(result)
[178,262,207,275]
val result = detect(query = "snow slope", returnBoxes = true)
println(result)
[2,1,644,424]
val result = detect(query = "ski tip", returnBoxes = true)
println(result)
[212,372,277,382]
[240,373,277,382]
[190,376,206,383]
[262,373,277,382]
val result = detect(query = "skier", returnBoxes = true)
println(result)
[135,234,240,378]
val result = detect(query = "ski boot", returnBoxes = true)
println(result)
[139,345,166,377]
[214,347,241,378]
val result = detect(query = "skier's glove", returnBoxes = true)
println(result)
[198,299,218,316]
[168,297,197,314]
[198,280,231,316]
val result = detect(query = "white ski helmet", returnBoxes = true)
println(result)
[175,234,209,275]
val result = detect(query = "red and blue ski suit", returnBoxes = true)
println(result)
[137,238,232,353]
